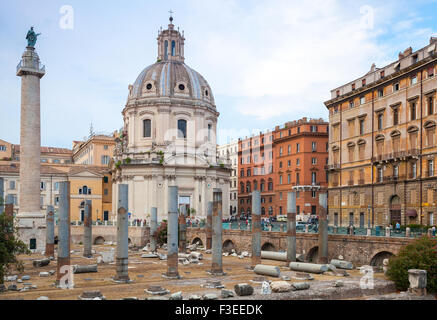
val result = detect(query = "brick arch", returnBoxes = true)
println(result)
[261,242,276,251]
[191,236,205,247]
[223,239,236,253]
[369,247,397,266]
[370,250,395,267]
[94,236,105,245]
[306,246,319,262]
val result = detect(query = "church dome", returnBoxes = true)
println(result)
[127,17,215,108]
[129,61,215,106]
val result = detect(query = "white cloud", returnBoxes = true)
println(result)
[185,0,435,121]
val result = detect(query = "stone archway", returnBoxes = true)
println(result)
[223,240,235,253]
[370,251,394,267]
[306,246,319,263]
[192,237,203,246]
[261,242,276,252]
[390,195,401,225]
[94,236,105,245]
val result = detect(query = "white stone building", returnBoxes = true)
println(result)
[217,141,239,216]
[112,17,231,222]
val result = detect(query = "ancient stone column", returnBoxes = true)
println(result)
[211,189,224,275]
[150,207,158,252]
[16,45,46,252]
[318,193,328,264]
[178,205,187,253]
[83,200,92,258]
[206,201,213,250]
[0,177,4,213]
[45,205,55,258]
[115,184,129,282]
[251,190,261,269]
[56,182,71,286]
[287,192,297,264]
[165,186,180,278]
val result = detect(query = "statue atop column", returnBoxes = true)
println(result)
[26,27,41,47]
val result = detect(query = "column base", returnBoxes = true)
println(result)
[162,273,181,280]
[16,214,46,253]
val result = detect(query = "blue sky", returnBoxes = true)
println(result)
[1,0,437,148]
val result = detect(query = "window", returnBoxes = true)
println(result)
[412,54,418,64]
[378,89,384,98]
[177,119,187,138]
[55,197,59,206]
[279,147,283,156]
[351,84,356,90]
[312,142,317,152]
[104,176,109,183]
[311,158,317,165]
[0,145,6,151]
[208,124,212,141]
[311,125,318,132]
[312,190,316,198]
[296,173,300,185]
[296,158,300,166]
[380,70,385,79]
[247,169,251,177]
[171,40,176,56]
[312,172,317,184]
[394,83,400,92]
[411,76,417,85]
[279,176,283,185]
[428,96,434,115]
[359,119,365,135]
[9,181,15,190]
[411,102,416,120]
[360,96,365,105]
[377,167,383,182]
[393,108,399,126]
[349,100,355,108]
[287,174,291,184]
[429,67,435,78]
[240,170,244,177]
[412,162,417,178]
[104,189,108,196]
[104,145,109,150]
[393,165,399,178]
[296,143,300,153]
[377,114,383,131]
[40,182,46,190]
[428,160,434,177]
[101,155,110,165]
[287,160,291,167]
[279,161,283,169]
[143,119,151,138]
[288,145,291,155]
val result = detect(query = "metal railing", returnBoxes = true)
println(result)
[17,58,45,73]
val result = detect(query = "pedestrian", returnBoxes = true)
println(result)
[395,222,401,233]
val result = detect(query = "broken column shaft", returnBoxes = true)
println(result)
[206,201,213,250]
[178,205,187,253]
[318,193,328,264]
[56,182,71,286]
[166,186,180,278]
[287,192,297,264]
[211,189,224,275]
[83,200,92,258]
[0,177,4,213]
[115,184,129,282]
[150,207,158,252]
[45,205,54,258]
[251,190,261,268]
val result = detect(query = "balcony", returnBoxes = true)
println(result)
[16,58,45,74]
[325,164,341,171]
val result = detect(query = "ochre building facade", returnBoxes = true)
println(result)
[326,37,437,228]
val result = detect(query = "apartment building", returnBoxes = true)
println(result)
[217,140,239,216]
[325,37,437,228]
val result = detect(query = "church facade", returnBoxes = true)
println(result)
[111,17,231,222]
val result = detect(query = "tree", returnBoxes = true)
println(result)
[155,220,168,245]
[386,236,437,293]
[0,214,31,284]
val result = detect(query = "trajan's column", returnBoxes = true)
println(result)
[16,27,46,252]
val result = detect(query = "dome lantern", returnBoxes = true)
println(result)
[157,14,185,63]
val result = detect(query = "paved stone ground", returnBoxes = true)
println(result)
[0,244,432,300]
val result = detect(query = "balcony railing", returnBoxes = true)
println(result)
[325,164,340,171]
[17,58,45,74]
[373,150,420,163]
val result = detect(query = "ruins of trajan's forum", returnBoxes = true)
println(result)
[0,16,435,302]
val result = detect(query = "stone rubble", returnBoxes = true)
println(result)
[260,281,272,295]
[271,281,292,293]
[234,283,254,296]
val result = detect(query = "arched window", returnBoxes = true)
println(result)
[260,180,265,192]
[143,119,151,138]
[240,183,244,194]
[268,179,273,191]
[171,41,176,56]
[82,186,88,195]
[254,180,258,190]
[178,119,187,138]
[246,182,251,193]
[164,40,168,60]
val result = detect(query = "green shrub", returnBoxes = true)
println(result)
[0,214,31,284]
[386,236,437,293]
[124,157,131,164]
